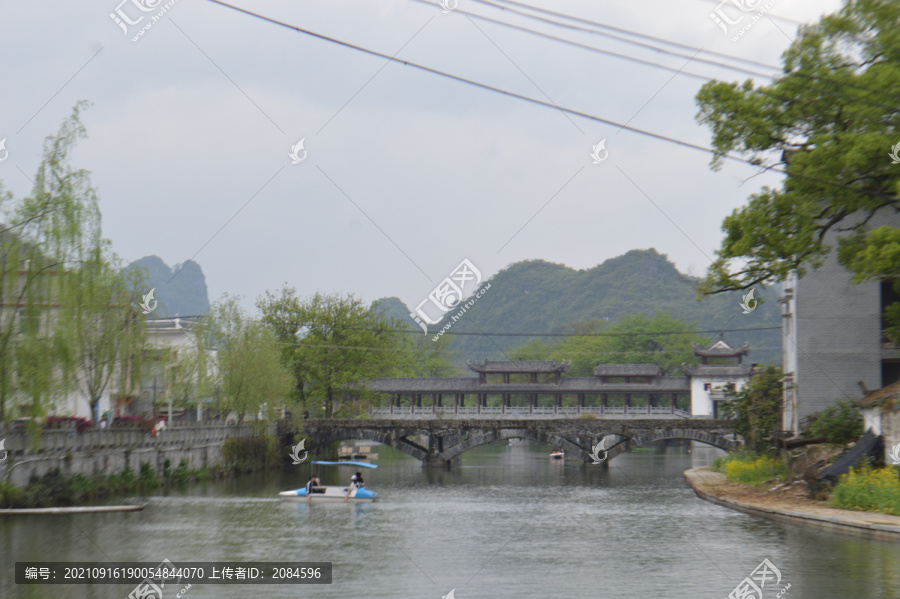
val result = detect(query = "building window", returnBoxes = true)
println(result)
[703,383,711,391]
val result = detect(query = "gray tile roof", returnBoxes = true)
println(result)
[467,360,570,374]
[368,376,690,394]
[593,364,660,377]
[692,339,750,357]
[682,365,753,376]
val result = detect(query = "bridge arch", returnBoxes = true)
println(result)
[305,427,432,461]
[602,429,737,461]
[301,420,737,466]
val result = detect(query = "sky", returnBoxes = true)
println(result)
[0,0,845,315]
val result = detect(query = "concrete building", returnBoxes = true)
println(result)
[780,212,900,434]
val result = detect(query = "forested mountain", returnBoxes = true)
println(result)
[124,256,210,318]
[378,249,782,368]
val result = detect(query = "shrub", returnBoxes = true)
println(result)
[723,455,788,487]
[831,466,900,515]
[138,462,158,490]
[808,401,864,445]
[222,437,278,472]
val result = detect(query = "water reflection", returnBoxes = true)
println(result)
[1,440,899,598]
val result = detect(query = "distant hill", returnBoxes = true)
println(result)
[379,249,782,367]
[124,256,210,318]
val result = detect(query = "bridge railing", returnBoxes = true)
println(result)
[369,405,691,419]
[0,424,259,455]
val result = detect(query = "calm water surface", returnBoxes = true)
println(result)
[2,443,900,598]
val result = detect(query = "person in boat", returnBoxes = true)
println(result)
[344,473,361,501]
[306,475,323,495]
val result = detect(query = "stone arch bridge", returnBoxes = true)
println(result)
[302,419,736,467]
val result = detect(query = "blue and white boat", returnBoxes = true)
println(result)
[279,461,379,503]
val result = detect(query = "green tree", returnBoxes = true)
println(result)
[60,246,146,422]
[196,295,293,422]
[808,400,864,444]
[0,102,116,422]
[695,0,900,303]
[508,312,709,376]
[257,287,416,417]
[722,366,783,452]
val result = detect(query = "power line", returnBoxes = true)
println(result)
[466,0,779,76]
[479,0,783,68]
[205,0,898,205]
[406,0,775,82]
[463,0,899,115]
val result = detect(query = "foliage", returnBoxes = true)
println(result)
[509,312,709,376]
[0,102,101,422]
[694,0,900,333]
[721,454,788,487]
[831,465,900,516]
[196,295,293,420]
[138,462,158,490]
[258,288,421,417]
[222,436,280,473]
[0,460,229,508]
[59,243,147,421]
[808,400,864,444]
[722,366,783,452]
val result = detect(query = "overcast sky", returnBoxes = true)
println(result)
[0,0,844,315]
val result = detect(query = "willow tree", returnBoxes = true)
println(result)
[0,102,102,422]
[59,245,147,422]
[196,295,293,422]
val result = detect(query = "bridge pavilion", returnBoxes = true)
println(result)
[367,338,753,418]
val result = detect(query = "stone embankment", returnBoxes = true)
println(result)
[0,425,263,486]
[685,467,900,541]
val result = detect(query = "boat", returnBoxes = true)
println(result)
[549,450,565,459]
[279,461,379,503]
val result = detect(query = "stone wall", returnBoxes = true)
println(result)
[0,425,261,487]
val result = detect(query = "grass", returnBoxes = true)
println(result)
[831,465,900,516]
[712,452,788,487]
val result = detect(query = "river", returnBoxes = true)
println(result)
[2,442,899,598]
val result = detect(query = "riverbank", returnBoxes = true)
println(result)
[685,467,900,541]
[0,504,145,515]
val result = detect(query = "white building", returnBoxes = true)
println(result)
[684,338,754,419]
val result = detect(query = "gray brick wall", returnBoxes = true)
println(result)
[793,210,900,422]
